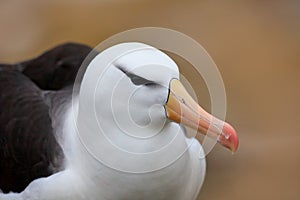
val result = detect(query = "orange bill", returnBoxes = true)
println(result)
[165,79,239,153]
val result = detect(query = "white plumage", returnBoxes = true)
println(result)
[0,43,207,200]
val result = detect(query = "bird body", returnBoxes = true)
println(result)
[0,42,237,200]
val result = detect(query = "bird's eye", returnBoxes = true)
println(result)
[127,73,154,86]
[116,65,156,86]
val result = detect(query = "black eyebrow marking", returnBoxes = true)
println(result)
[115,65,155,86]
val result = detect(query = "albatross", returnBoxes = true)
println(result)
[0,42,238,200]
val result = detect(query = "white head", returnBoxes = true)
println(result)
[106,45,179,137]
[76,42,238,172]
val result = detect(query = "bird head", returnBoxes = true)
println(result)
[89,43,239,153]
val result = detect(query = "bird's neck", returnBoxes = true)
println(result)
[61,100,205,200]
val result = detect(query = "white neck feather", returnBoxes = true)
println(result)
[59,43,206,199]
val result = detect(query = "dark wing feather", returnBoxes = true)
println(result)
[21,43,95,90]
[0,70,63,193]
[0,43,95,193]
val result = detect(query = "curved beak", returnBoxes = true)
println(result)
[164,79,239,153]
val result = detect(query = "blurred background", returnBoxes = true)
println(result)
[1,0,299,199]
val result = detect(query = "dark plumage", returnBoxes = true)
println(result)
[0,43,96,193]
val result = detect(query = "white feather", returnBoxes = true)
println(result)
[0,43,206,200]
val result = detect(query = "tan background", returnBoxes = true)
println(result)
[1,0,300,199]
